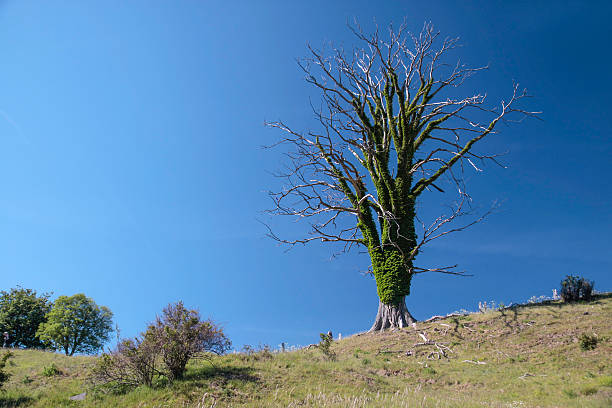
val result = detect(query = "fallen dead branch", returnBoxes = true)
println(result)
[408,330,454,359]
[462,359,487,365]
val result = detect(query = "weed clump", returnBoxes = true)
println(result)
[581,386,598,395]
[560,275,594,302]
[240,344,273,361]
[317,333,336,361]
[562,389,578,399]
[579,333,599,351]
[598,376,612,387]
[41,362,62,377]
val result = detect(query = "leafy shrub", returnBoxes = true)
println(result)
[0,351,13,388]
[145,302,231,381]
[579,333,599,351]
[560,275,594,302]
[91,337,159,392]
[92,301,231,390]
[317,332,336,361]
[41,362,62,377]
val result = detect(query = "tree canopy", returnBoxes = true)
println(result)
[0,287,52,349]
[37,294,113,356]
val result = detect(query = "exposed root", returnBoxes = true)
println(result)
[369,299,416,331]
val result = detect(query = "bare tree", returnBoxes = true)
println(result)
[266,22,536,331]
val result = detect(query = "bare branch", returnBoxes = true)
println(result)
[265,20,536,288]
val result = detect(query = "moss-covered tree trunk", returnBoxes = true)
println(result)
[358,194,419,331]
[368,246,417,330]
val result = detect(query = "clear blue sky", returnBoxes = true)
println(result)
[1,1,610,349]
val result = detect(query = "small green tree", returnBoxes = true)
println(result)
[0,287,52,349]
[37,294,113,356]
[317,332,336,361]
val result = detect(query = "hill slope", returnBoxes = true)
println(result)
[1,295,611,407]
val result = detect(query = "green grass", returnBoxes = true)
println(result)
[1,294,611,407]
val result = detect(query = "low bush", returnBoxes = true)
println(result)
[41,362,61,377]
[579,333,599,351]
[91,301,231,391]
[240,344,273,361]
[146,302,231,381]
[92,337,158,392]
[560,275,594,302]
[317,332,336,361]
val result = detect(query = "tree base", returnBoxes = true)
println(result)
[369,298,416,331]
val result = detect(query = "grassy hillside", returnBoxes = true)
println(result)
[1,294,611,408]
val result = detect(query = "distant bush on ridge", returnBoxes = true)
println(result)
[560,275,594,302]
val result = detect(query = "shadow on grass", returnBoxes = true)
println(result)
[498,307,520,332]
[167,365,260,405]
[0,395,33,407]
[449,317,465,339]
[591,292,612,302]
[183,364,258,384]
